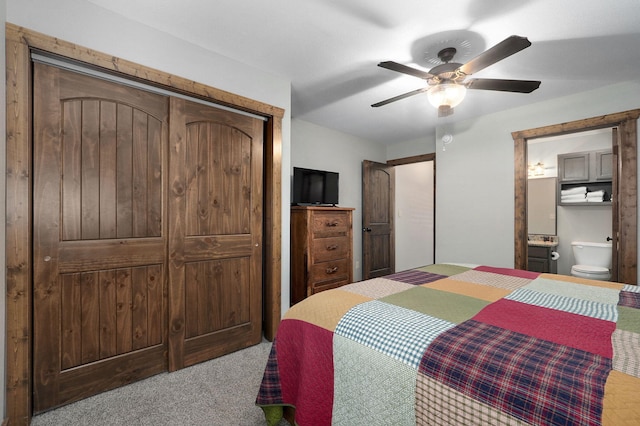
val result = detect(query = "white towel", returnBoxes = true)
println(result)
[587,198,604,203]
[561,194,586,201]
[562,198,587,203]
[561,186,587,196]
[587,190,605,197]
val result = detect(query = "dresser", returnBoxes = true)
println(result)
[290,206,354,305]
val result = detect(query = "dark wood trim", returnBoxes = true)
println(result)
[5,23,283,424]
[513,137,528,271]
[263,115,282,341]
[6,24,33,426]
[617,118,638,284]
[512,109,639,284]
[386,153,435,166]
[511,110,640,140]
[611,129,619,283]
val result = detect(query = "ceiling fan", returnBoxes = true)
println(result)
[372,35,541,117]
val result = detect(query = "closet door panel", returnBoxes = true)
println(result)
[168,97,263,370]
[33,63,169,412]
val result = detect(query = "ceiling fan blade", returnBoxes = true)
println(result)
[466,78,541,93]
[371,87,429,107]
[457,35,532,76]
[378,61,434,80]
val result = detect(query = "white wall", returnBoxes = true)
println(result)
[435,81,640,270]
[6,0,293,315]
[290,119,386,282]
[386,136,436,159]
[395,162,434,271]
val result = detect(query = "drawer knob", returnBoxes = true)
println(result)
[326,221,338,227]
[326,244,338,251]
[326,266,338,274]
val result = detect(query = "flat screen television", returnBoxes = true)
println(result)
[292,167,339,206]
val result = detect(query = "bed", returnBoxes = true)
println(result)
[255,264,640,425]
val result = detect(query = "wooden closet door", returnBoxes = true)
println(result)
[33,64,169,412]
[168,97,263,371]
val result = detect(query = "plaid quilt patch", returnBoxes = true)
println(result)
[419,320,611,426]
[335,300,455,368]
[385,269,447,285]
[256,338,283,405]
[619,290,640,309]
[416,373,530,426]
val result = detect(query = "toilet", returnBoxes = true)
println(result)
[570,241,612,281]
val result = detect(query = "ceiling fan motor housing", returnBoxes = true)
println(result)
[437,47,457,63]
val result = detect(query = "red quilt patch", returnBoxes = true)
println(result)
[472,299,615,358]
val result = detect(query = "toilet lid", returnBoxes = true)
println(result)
[572,264,609,274]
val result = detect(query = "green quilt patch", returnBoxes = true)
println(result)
[616,305,640,334]
[416,263,471,277]
[380,286,489,324]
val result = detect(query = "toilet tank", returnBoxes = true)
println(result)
[571,241,612,268]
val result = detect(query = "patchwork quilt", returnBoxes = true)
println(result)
[256,264,640,425]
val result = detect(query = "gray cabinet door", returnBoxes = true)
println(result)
[595,150,613,180]
[558,152,589,182]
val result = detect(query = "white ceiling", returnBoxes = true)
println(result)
[87,0,640,145]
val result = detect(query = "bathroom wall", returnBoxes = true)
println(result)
[528,129,612,275]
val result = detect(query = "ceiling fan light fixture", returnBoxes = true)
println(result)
[427,83,467,116]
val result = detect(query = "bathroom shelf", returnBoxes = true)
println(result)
[557,150,612,206]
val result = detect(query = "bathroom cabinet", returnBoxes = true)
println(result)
[527,245,558,273]
[557,149,612,206]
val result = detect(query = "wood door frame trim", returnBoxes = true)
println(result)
[512,109,639,284]
[5,23,283,424]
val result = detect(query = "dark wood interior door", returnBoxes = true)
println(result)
[362,160,395,279]
[167,97,263,371]
[33,64,169,412]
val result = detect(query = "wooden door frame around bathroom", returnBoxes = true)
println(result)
[512,109,639,284]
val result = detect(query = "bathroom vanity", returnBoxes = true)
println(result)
[527,236,558,274]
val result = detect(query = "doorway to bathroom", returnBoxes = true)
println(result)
[513,108,639,285]
[527,128,613,277]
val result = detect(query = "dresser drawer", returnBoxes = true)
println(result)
[311,211,350,236]
[309,258,350,283]
[312,279,350,295]
[311,236,349,263]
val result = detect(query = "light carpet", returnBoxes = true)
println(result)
[32,340,289,426]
